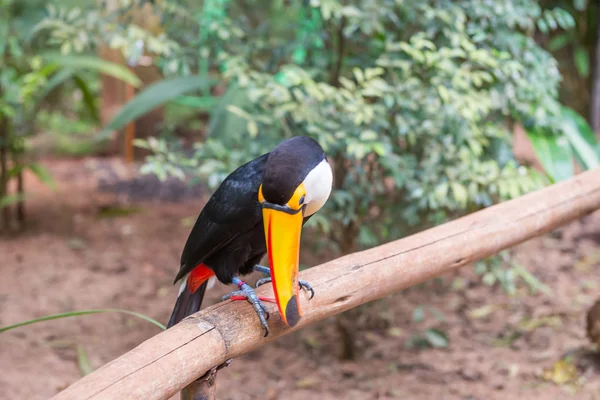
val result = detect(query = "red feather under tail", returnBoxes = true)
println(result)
[167,264,214,328]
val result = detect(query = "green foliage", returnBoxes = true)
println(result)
[475,251,553,296]
[98,75,216,138]
[46,0,569,252]
[525,106,599,182]
[544,0,595,79]
[406,328,450,349]
[37,110,104,157]
[525,126,574,182]
[121,0,563,253]
[0,0,140,227]
[41,53,141,87]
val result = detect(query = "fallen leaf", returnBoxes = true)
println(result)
[295,377,318,389]
[387,327,403,338]
[542,359,578,385]
[181,216,196,227]
[66,237,87,250]
[76,344,93,376]
[303,335,321,349]
[467,304,498,320]
[519,316,562,332]
[424,328,449,348]
[574,251,600,272]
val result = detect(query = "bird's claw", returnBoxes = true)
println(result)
[254,277,271,288]
[255,276,315,300]
[223,280,270,337]
[299,280,316,300]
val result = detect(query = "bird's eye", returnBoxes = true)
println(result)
[299,196,305,205]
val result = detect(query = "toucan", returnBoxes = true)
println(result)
[167,136,333,335]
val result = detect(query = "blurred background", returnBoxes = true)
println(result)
[1,0,600,399]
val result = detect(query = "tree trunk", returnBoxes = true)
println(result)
[0,114,10,231]
[98,0,165,160]
[336,309,358,360]
[15,152,24,225]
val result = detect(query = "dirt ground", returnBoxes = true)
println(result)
[1,157,599,400]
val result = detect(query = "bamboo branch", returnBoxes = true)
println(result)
[51,168,600,400]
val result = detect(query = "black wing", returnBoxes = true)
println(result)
[174,153,270,283]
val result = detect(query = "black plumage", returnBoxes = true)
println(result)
[167,136,327,329]
[175,153,270,285]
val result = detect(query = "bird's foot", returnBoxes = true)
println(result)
[253,265,315,300]
[222,277,270,336]
[252,264,271,275]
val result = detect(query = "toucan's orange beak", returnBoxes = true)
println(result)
[259,182,307,327]
[262,204,304,327]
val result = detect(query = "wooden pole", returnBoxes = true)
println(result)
[51,167,600,400]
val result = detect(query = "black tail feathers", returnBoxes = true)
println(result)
[166,280,208,328]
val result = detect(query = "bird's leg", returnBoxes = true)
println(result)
[253,265,315,300]
[222,277,270,336]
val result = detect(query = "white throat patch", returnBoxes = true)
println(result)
[303,159,333,216]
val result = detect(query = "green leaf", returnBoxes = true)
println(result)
[76,345,93,376]
[28,162,56,189]
[574,0,587,11]
[172,95,218,111]
[0,308,166,333]
[547,33,570,52]
[41,54,141,87]
[413,306,424,323]
[247,120,258,138]
[73,73,100,124]
[512,263,553,296]
[424,328,449,348]
[36,68,75,104]
[525,128,573,182]
[0,193,27,209]
[574,47,590,77]
[560,107,600,170]
[206,83,250,140]
[98,75,216,138]
[451,182,468,205]
[358,226,378,248]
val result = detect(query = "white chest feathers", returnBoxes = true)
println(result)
[303,159,333,216]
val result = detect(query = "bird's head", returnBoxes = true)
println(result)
[258,136,332,327]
